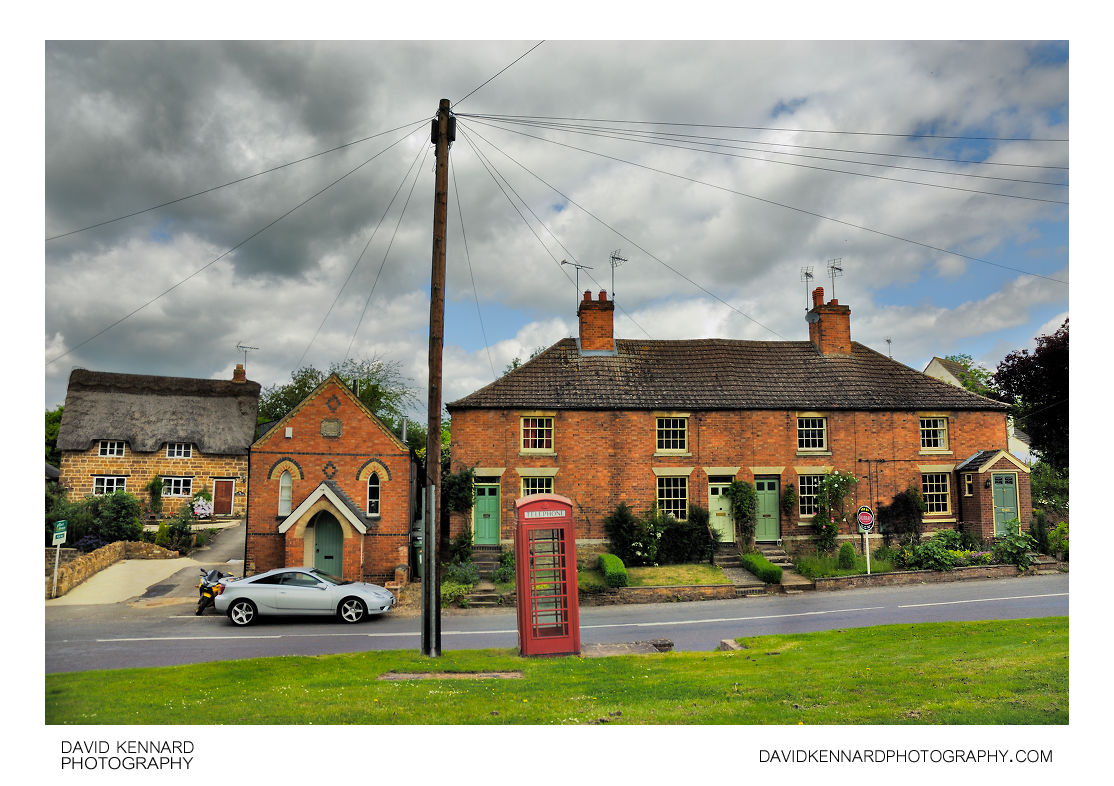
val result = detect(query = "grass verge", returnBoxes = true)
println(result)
[45,618,1066,725]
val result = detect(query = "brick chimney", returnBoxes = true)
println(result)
[806,287,852,355]
[232,363,247,383]
[578,290,615,352]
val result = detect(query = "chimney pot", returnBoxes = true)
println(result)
[812,287,825,307]
[582,290,592,302]
[598,290,608,302]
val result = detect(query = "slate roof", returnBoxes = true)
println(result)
[448,339,1007,412]
[57,369,261,455]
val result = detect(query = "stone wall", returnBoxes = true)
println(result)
[45,541,179,599]
[811,562,1058,591]
[44,547,80,577]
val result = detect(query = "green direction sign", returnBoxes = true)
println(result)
[53,520,67,546]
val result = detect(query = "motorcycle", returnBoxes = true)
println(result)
[196,568,236,615]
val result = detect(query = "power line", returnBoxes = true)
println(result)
[47,124,427,367]
[297,137,428,370]
[458,113,1069,142]
[468,116,1067,205]
[45,119,428,242]
[464,115,1069,188]
[465,119,1068,286]
[450,158,498,382]
[460,113,1068,171]
[461,121,786,339]
[453,41,545,109]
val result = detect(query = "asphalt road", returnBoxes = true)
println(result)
[45,569,1068,673]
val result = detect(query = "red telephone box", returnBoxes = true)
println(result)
[514,494,581,657]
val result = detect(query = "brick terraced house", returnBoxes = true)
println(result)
[447,287,1029,554]
[245,374,416,583]
[56,366,260,517]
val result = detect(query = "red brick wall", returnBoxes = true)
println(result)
[246,379,412,582]
[449,406,1013,546]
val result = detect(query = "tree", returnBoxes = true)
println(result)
[943,353,999,399]
[259,357,418,428]
[46,405,64,466]
[993,320,1068,468]
[503,346,547,375]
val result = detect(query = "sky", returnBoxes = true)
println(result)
[43,39,1070,415]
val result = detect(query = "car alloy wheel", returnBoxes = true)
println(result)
[228,599,256,626]
[339,597,366,623]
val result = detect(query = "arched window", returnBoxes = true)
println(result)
[278,470,292,516]
[367,473,380,516]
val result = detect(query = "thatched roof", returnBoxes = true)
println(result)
[57,369,261,455]
[449,339,1007,412]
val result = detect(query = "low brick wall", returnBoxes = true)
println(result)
[45,542,179,599]
[580,584,737,606]
[812,562,1055,592]
[44,547,80,578]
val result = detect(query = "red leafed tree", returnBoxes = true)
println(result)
[993,320,1069,468]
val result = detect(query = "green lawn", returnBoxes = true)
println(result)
[45,618,1067,725]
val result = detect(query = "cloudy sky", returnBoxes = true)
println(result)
[44,40,1069,414]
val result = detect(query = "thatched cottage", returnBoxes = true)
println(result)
[55,366,261,517]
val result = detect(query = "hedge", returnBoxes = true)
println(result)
[741,552,783,584]
[598,554,629,588]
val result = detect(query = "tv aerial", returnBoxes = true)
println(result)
[236,342,259,369]
[609,249,628,301]
[800,267,815,311]
[827,258,844,299]
[560,260,594,305]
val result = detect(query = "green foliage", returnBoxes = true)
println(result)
[657,505,717,565]
[154,522,170,548]
[597,554,629,588]
[722,481,757,545]
[1028,511,1050,555]
[440,580,472,605]
[45,484,94,547]
[837,542,856,569]
[811,516,840,553]
[914,539,957,571]
[86,491,144,543]
[258,357,418,427]
[991,528,1038,569]
[191,484,212,502]
[491,550,515,583]
[931,528,981,551]
[45,405,64,466]
[444,560,480,585]
[165,506,195,552]
[780,483,798,520]
[145,475,164,520]
[809,471,858,554]
[1048,522,1068,559]
[794,549,894,578]
[877,486,927,546]
[993,320,1068,468]
[442,467,476,513]
[604,503,668,567]
[446,527,473,565]
[943,353,999,399]
[1030,462,1068,516]
[741,551,782,584]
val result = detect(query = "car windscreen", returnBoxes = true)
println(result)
[310,569,349,585]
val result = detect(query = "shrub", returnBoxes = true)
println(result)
[1028,510,1050,554]
[145,475,164,520]
[598,554,629,588]
[444,560,480,585]
[603,503,641,564]
[87,490,144,543]
[811,515,840,554]
[1048,522,1068,559]
[914,539,956,571]
[73,534,109,554]
[442,466,476,513]
[722,481,757,545]
[837,542,856,569]
[741,552,782,584]
[491,550,515,583]
[877,486,926,546]
[447,528,473,565]
[657,505,716,564]
[154,522,170,548]
[780,483,798,520]
[992,528,1038,569]
[440,580,471,605]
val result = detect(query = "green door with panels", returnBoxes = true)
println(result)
[314,514,343,574]
[755,478,780,542]
[474,484,500,545]
[708,482,735,543]
[992,473,1019,537]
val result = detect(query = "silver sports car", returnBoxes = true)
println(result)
[213,566,396,626]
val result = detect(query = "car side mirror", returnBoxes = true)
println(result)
[317,583,328,590]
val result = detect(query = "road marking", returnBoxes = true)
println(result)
[98,635,283,642]
[898,592,1068,609]
[579,606,886,630]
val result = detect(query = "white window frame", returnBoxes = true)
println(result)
[166,442,192,458]
[656,475,688,521]
[922,472,952,514]
[98,440,125,457]
[919,416,949,451]
[94,476,126,495]
[162,476,193,497]
[655,416,688,454]
[799,474,823,517]
[797,416,828,452]
[520,416,554,453]
[278,470,292,516]
[521,476,554,497]
[367,473,381,516]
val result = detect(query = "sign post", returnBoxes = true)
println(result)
[855,506,874,575]
[51,520,67,598]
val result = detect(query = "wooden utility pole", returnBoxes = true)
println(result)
[422,98,453,657]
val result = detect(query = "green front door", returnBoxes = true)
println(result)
[992,474,1019,536]
[755,478,780,542]
[314,514,343,574]
[708,482,735,543]
[473,484,500,545]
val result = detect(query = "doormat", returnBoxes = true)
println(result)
[378,671,523,680]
